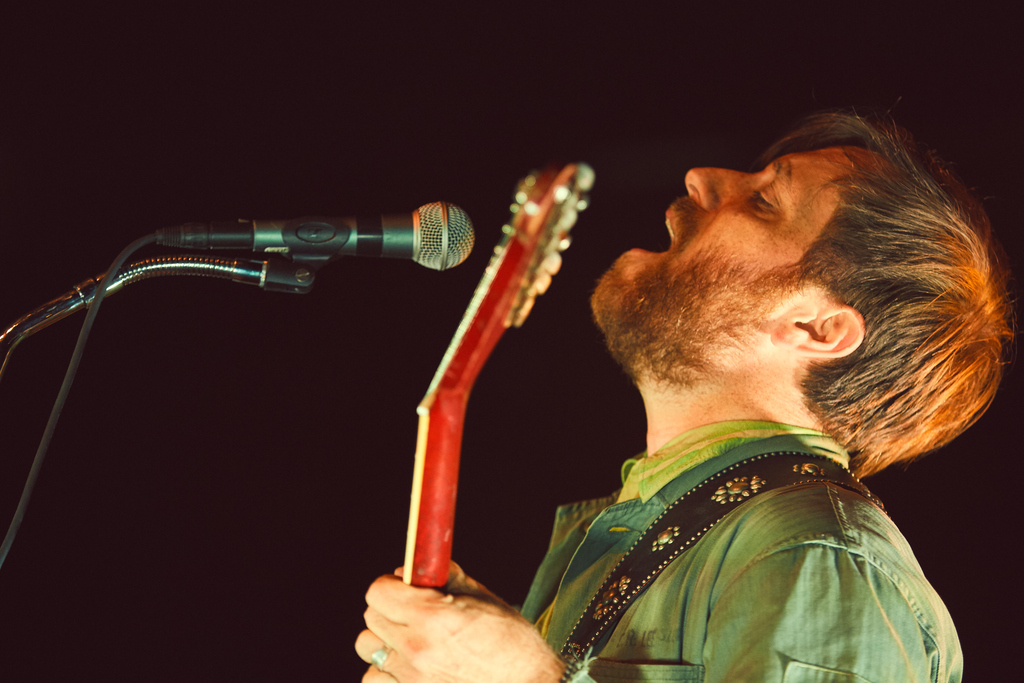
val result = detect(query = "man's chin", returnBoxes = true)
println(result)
[590,245,787,388]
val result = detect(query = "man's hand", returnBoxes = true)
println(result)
[355,563,565,682]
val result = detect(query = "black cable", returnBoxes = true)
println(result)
[0,233,158,569]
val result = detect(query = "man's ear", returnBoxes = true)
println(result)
[769,295,865,359]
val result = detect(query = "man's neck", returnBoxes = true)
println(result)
[637,369,821,455]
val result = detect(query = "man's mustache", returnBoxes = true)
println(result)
[667,195,701,250]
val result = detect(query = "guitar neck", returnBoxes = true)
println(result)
[403,239,525,587]
[402,391,466,587]
[402,164,593,588]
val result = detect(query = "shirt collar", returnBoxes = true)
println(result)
[617,421,849,503]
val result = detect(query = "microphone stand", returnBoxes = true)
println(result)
[0,254,314,384]
[0,250,323,569]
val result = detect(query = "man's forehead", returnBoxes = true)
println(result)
[768,147,863,214]
[769,147,864,185]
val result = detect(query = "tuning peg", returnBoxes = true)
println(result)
[514,174,538,206]
[542,252,562,276]
[531,271,552,296]
[512,295,535,328]
[557,206,578,229]
[576,163,596,191]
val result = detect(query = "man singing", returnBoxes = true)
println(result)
[355,111,1011,682]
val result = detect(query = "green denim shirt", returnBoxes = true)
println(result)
[521,435,962,683]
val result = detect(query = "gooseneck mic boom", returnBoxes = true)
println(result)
[156,202,475,271]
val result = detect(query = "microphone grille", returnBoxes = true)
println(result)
[415,202,475,270]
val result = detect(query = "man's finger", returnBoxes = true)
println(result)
[366,573,444,621]
[362,663,395,682]
[362,604,406,647]
[354,628,387,664]
[445,561,467,589]
[356,631,399,682]
[445,562,507,605]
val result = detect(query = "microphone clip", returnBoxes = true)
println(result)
[261,258,317,294]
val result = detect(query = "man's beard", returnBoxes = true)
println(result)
[590,210,801,388]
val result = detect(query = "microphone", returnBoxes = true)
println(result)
[156,202,474,271]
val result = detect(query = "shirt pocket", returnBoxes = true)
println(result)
[782,661,873,683]
[585,659,704,682]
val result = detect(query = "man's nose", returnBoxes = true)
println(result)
[684,167,751,211]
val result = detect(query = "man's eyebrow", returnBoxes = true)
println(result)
[772,158,793,185]
[770,158,795,208]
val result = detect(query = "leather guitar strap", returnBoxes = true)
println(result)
[560,451,885,662]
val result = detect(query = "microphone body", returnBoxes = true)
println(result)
[157,202,474,271]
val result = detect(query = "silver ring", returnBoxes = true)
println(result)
[370,647,390,671]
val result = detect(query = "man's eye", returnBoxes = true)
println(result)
[752,191,774,210]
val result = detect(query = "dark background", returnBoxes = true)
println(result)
[0,5,1018,680]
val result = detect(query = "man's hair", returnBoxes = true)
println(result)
[757,111,1013,476]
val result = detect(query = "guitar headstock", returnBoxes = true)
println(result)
[420,162,594,404]
[503,163,595,327]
